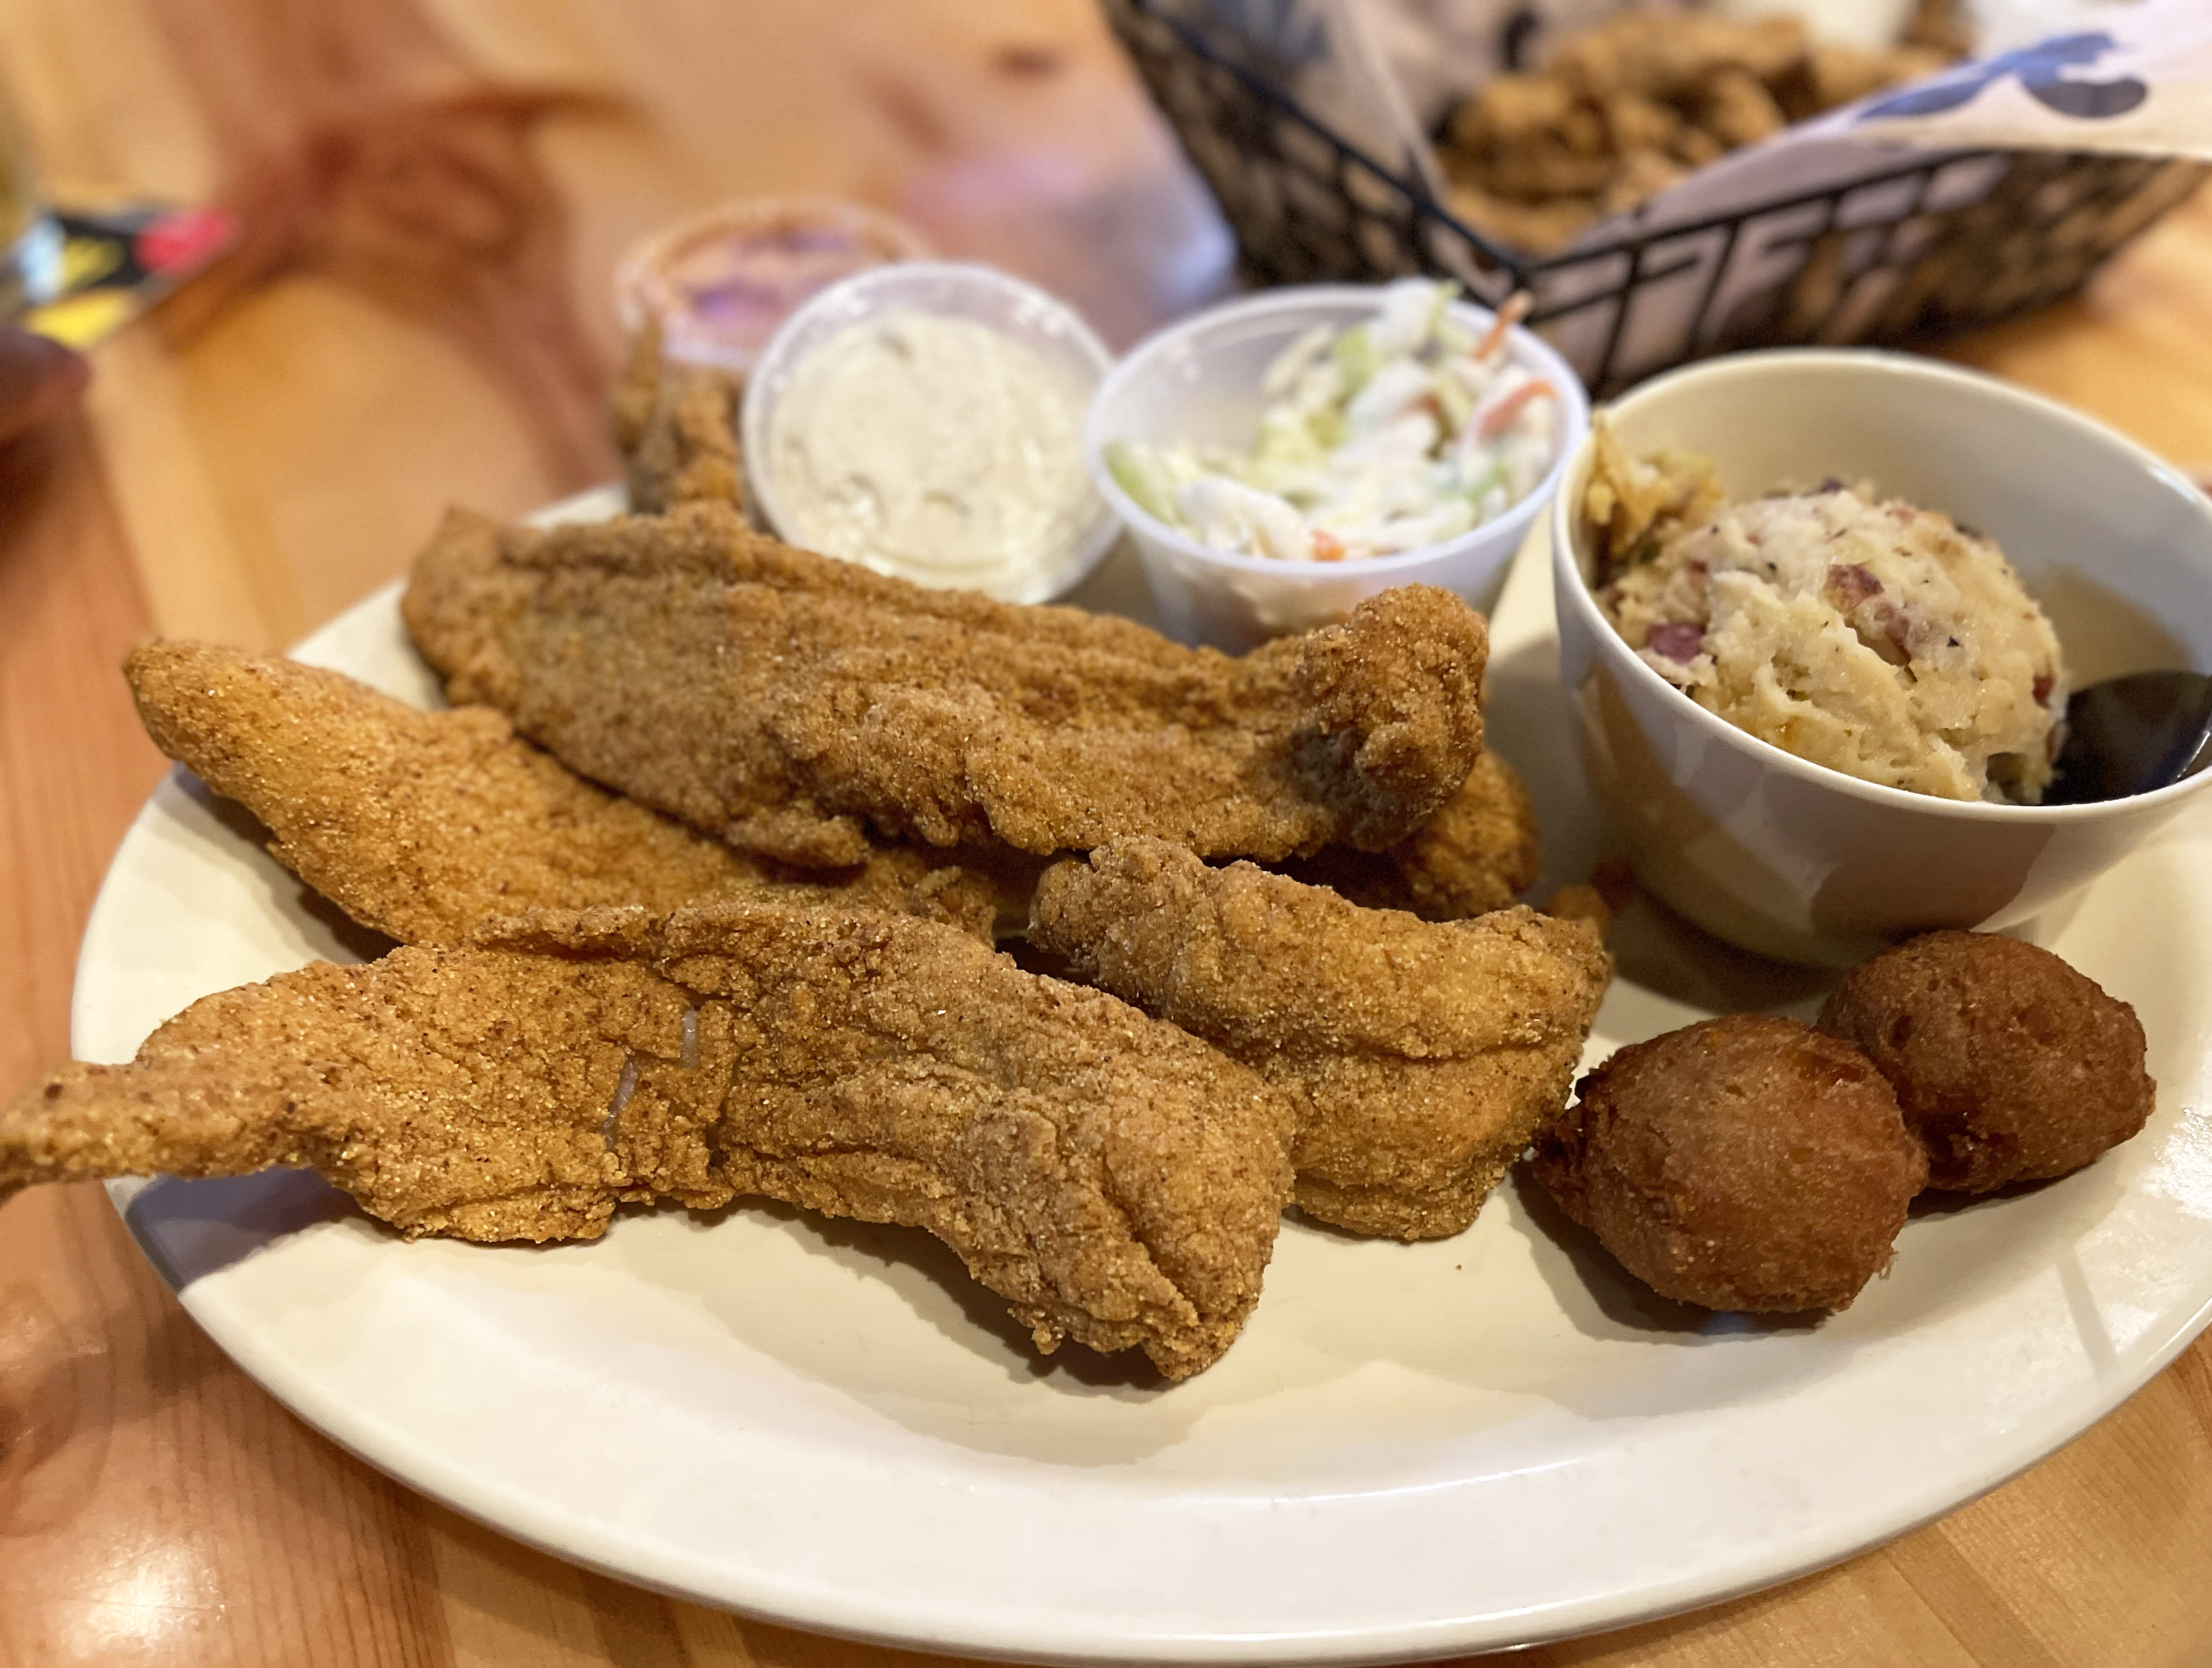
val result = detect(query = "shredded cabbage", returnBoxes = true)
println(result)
[1114,280,1560,563]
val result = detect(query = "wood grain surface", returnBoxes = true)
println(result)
[1,2,2209,1664]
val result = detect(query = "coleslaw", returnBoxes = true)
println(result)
[1105,280,1560,563]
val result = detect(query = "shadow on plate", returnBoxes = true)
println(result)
[120,1158,1175,1405]
[1908,1174,2067,1219]
[1481,631,1596,901]
[1483,633,1837,1021]
[125,1170,1166,1395]
[124,1169,360,1287]
[672,1197,1167,1394]
[1508,1169,1822,1345]
[1604,891,1837,1020]
[175,772,399,965]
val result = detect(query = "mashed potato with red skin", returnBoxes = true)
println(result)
[1586,436,2067,803]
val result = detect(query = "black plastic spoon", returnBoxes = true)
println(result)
[2043,670,2212,805]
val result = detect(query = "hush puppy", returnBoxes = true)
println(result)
[1529,1016,1926,1312]
[1817,931,2153,1192]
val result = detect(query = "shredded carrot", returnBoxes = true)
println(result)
[1310,529,1347,562]
[1477,377,1554,440]
[1469,291,1533,363]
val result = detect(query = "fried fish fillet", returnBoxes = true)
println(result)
[1,903,1295,1378]
[1281,749,1543,920]
[402,503,1489,868]
[610,319,745,513]
[126,641,997,947]
[1030,839,1610,1239]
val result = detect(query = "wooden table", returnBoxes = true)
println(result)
[3,3,2210,1664]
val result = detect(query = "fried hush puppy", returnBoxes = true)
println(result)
[1529,1016,1926,1312]
[1818,931,2154,1193]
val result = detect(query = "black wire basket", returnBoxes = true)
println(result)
[1102,0,2204,394]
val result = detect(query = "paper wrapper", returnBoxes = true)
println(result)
[1338,0,2211,246]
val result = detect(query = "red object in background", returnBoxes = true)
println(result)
[134,206,236,277]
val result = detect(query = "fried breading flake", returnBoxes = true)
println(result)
[401,503,1489,868]
[611,318,746,514]
[1281,749,1542,921]
[126,641,997,947]
[1030,839,1610,1240]
[1,904,1296,1379]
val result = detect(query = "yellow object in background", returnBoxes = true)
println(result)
[16,202,234,348]
[27,286,135,348]
[58,230,120,292]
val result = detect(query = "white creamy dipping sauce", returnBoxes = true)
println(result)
[763,309,1095,595]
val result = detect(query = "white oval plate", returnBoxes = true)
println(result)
[80,496,2212,1663]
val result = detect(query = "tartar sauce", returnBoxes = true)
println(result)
[763,309,1094,595]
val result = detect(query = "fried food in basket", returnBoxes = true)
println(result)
[127,641,997,947]
[403,503,1490,867]
[1818,931,2154,1193]
[1,903,1296,1380]
[1441,10,1957,254]
[1282,748,1542,920]
[1030,838,1609,1239]
[1529,1016,1926,1312]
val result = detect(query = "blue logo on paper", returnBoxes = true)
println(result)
[1859,32,2148,122]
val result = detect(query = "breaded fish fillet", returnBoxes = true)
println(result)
[402,503,1489,867]
[1031,839,1610,1240]
[1282,749,1543,920]
[1,904,1295,1379]
[126,641,997,947]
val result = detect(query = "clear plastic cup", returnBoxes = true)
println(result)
[613,196,931,378]
[1084,286,1590,650]
[741,261,1120,604]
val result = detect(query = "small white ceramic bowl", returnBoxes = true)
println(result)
[1086,284,1590,651]
[741,261,1119,604]
[1551,348,2212,966]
